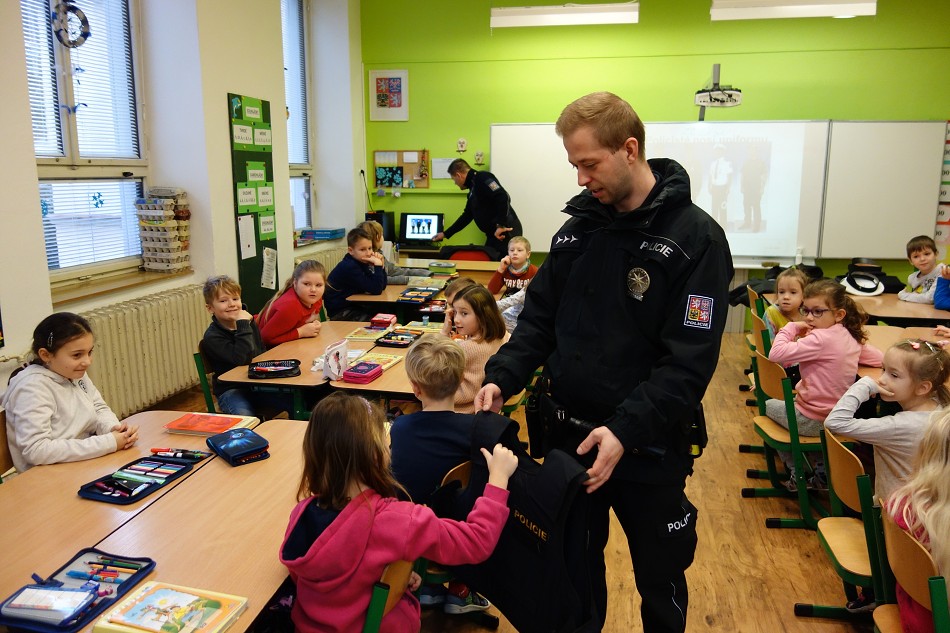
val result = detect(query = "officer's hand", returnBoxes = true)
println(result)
[475,384,504,413]
[433,232,445,242]
[577,427,625,493]
[494,226,513,241]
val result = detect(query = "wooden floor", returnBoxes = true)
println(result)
[152,333,873,632]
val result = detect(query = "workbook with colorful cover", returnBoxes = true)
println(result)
[350,352,403,371]
[404,320,444,333]
[162,412,257,436]
[344,326,389,341]
[93,582,247,633]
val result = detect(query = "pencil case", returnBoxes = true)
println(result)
[374,329,422,347]
[248,359,301,379]
[342,361,383,384]
[77,456,193,505]
[0,547,154,633]
[206,427,270,466]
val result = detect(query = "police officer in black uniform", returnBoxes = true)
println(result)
[475,92,733,633]
[434,159,522,260]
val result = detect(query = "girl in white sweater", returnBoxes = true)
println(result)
[443,285,510,413]
[2,313,138,472]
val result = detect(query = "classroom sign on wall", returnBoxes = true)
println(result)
[228,93,277,312]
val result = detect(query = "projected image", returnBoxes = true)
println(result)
[403,214,438,240]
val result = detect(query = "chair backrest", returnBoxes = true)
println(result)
[747,286,765,317]
[0,410,14,481]
[881,510,940,611]
[750,313,771,356]
[448,249,492,261]
[823,429,865,513]
[193,341,217,413]
[441,461,472,488]
[362,559,413,633]
[753,350,788,402]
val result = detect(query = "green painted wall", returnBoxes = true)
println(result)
[360,0,950,252]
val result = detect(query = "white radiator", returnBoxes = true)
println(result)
[294,245,348,271]
[81,285,207,418]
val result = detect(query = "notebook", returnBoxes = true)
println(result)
[93,582,246,633]
[162,412,257,436]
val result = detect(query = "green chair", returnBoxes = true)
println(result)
[872,509,950,633]
[741,350,829,530]
[794,429,882,620]
[739,313,772,458]
[319,305,328,322]
[193,345,217,413]
[363,559,414,633]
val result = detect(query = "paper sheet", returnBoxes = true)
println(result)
[261,247,277,289]
[403,151,418,163]
[238,214,256,260]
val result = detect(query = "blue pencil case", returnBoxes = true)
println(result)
[0,547,154,633]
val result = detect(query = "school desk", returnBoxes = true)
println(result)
[348,271,498,322]
[217,321,373,419]
[764,292,950,327]
[397,257,500,272]
[93,419,306,633]
[329,345,413,399]
[0,411,225,602]
[858,325,940,378]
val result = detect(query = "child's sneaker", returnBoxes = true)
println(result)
[807,473,828,491]
[417,584,446,606]
[845,590,876,614]
[444,585,490,614]
[783,475,799,493]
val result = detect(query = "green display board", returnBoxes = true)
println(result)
[228,94,277,313]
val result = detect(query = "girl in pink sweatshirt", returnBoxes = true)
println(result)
[767,279,884,487]
[279,392,517,633]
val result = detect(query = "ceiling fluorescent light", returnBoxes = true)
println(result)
[710,0,876,20]
[490,2,639,28]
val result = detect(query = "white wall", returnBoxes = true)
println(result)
[0,1,55,379]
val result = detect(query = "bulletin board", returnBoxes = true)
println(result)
[228,93,278,313]
[373,149,429,189]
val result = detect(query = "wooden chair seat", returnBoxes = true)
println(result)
[817,517,873,578]
[871,604,902,633]
[752,415,822,446]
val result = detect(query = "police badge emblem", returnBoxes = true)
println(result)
[627,267,649,300]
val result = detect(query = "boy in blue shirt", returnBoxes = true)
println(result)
[324,226,387,320]
[390,334,518,614]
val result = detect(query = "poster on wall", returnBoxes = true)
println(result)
[369,69,408,121]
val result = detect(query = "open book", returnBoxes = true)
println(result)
[93,581,247,633]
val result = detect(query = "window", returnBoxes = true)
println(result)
[22,0,146,280]
[281,0,313,231]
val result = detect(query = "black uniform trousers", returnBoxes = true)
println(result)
[586,476,697,633]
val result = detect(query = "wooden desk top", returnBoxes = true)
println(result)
[398,257,499,272]
[765,292,950,326]
[348,270,495,303]
[0,411,219,600]
[858,325,942,378]
[217,321,372,388]
[93,419,306,633]
[329,345,413,397]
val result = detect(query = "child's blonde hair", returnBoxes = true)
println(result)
[444,277,477,303]
[202,275,242,305]
[509,236,531,252]
[890,408,950,594]
[803,279,869,344]
[906,235,938,258]
[405,334,465,399]
[452,285,506,342]
[775,267,809,293]
[359,220,384,249]
[890,339,950,406]
[258,259,326,323]
[298,392,405,508]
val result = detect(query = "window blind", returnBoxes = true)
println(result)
[22,0,63,157]
[290,177,312,230]
[281,0,309,165]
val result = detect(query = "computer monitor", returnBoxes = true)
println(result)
[399,212,443,244]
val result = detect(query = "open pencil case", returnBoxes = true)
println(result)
[77,455,193,505]
[0,547,154,633]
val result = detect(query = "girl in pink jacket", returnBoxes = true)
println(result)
[279,392,517,633]
[767,279,884,489]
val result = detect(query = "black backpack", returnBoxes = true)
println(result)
[431,412,595,633]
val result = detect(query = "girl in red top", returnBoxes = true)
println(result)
[256,259,326,347]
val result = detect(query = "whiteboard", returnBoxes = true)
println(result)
[819,121,946,259]
[490,121,830,260]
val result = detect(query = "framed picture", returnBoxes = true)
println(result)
[369,69,408,121]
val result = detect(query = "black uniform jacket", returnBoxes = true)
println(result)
[484,159,734,483]
[444,170,519,239]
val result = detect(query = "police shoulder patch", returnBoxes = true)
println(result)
[684,295,714,330]
[487,179,500,192]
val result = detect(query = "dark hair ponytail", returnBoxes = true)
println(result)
[10,312,94,381]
